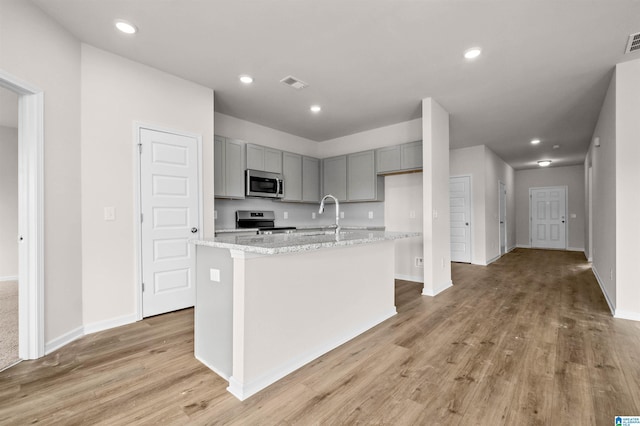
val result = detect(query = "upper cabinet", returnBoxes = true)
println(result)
[246,143,282,174]
[214,136,245,199]
[322,151,383,203]
[282,152,303,201]
[376,141,422,174]
[302,156,321,202]
[322,155,348,202]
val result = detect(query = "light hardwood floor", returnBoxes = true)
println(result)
[1,249,639,425]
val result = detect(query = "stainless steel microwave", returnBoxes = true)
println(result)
[245,169,284,198]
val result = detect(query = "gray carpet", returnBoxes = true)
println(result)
[0,281,19,370]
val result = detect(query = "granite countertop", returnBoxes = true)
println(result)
[194,229,420,255]
[214,225,386,234]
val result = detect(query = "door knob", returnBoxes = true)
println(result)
[191,227,198,233]
[465,222,469,226]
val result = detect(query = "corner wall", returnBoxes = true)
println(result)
[80,44,214,329]
[0,125,18,279]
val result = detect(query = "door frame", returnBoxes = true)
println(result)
[528,185,568,249]
[0,70,45,359]
[449,174,473,263]
[498,180,507,256]
[133,122,203,320]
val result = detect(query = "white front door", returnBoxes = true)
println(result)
[140,127,200,317]
[450,176,471,263]
[530,186,566,250]
[499,181,507,255]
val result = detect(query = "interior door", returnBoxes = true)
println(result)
[140,127,199,317]
[499,181,507,255]
[450,176,471,263]
[530,186,566,250]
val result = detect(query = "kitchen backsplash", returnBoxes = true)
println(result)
[214,198,385,230]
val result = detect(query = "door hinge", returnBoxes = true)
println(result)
[140,213,143,223]
[142,282,145,292]
[138,143,143,154]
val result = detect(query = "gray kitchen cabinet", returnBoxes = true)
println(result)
[282,152,303,201]
[401,141,422,170]
[376,145,401,174]
[302,156,321,202]
[322,155,347,201]
[214,135,245,198]
[246,143,282,174]
[348,150,383,202]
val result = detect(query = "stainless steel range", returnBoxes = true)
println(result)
[235,210,296,235]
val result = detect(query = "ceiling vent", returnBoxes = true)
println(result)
[280,75,309,90]
[625,32,640,54]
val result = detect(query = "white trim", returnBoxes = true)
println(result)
[84,313,138,335]
[195,355,230,381]
[517,244,531,249]
[227,309,397,401]
[507,245,516,253]
[422,279,453,296]
[0,276,19,282]
[45,325,83,355]
[567,247,585,252]
[614,310,640,322]
[0,70,45,360]
[592,266,615,316]
[394,273,424,283]
[528,185,569,250]
[134,123,203,320]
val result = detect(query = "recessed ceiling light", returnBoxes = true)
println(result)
[464,47,482,59]
[531,139,541,145]
[115,19,137,34]
[553,144,560,149]
[538,160,552,167]
[310,105,322,113]
[239,75,254,84]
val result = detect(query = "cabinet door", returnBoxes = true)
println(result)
[264,148,282,174]
[401,141,422,170]
[282,152,302,201]
[246,144,264,171]
[225,138,246,198]
[322,156,347,201]
[302,156,320,202]
[347,150,376,201]
[214,136,226,196]
[376,145,401,174]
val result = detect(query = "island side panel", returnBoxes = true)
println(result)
[229,240,396,400]
[194,245,233,379]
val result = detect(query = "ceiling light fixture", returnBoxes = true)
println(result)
[464,47,482,59]
[239,75,254,84]
[310,105,322,113]
[115,19,137,34]
[553,144,560,149]
[531,139,541,145]
[538,160,552,167]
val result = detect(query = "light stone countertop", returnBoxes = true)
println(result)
[214,225,386,234]
[194,230,420,255]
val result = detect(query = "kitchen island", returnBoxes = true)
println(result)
[193,229,419,400]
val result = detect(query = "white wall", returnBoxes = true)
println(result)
[450,146,486,264]
[0,125,18,279]
[484,148,515,262]
[384,173,423,282]
[80,45,214,328]
[514,165,585,251]
[0,0,83,344]
[215,112,319,157]
[586,72,616,311]
[614,59,640,319]
[422,98,451,295]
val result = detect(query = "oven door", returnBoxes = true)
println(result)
[245,170,283,198]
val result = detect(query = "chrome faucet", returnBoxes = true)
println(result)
[319,194,340,234]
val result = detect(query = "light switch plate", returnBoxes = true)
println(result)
[368,211,374,219]
[312,212,316,219]
[104,206,116,221]
[284,212,288,219]
[210,268,220,282]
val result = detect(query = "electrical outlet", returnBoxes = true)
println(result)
[368,211,373,219]
[312,212,316,219]
[415,257,424,267]
[210,268,220,282]
[432,209,438,219]
[409,210,416,219]
[214,210,218,220]
[283,211,288,219]
[104,207,116,221]
[340,212,345,219]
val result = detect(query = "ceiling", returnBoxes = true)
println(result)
[31,0,640,169]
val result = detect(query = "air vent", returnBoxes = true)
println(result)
[280,75,309,90]
[625,32,640,54]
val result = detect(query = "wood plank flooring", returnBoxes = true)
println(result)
[1,248,639,425]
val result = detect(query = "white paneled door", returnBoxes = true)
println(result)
[140,127,200,317]
[530,186,566,250]
[450,176,471,263]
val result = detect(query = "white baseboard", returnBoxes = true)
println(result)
[516,244,531,249]
[394,273,423,283]
[485,254,500,265]
[614,310,640,322]
[195,355,230,381]
[45,325,84,355]
[226,308,397,401]
[507,246,516,253]
[567,247,585,252]
[0,275,18,282]
[422,279,453,297]
[592,266,615,316]
[84,313,138,335]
